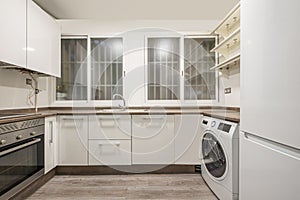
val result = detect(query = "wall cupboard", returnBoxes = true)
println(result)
[0,0,61,77]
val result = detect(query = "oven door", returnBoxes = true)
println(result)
[0,135,44,198]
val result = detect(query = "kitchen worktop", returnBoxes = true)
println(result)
[0,107,240,124]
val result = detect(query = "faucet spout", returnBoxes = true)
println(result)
[112,94,126,109]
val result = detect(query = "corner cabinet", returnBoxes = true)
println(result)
[0,0,26,68]
[44,116,57,174]
[210,2,240,77]
[132,115,175,164]
[27,0,61,77]
[58,116,88,165]
[174,114,203,164]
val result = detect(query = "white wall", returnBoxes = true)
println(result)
[219,73,240,107]
[0,68,51,110]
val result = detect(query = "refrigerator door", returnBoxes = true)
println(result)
[240,131,300,200]
[241,0,300,148]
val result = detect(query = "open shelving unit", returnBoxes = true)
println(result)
[210,2,240,77]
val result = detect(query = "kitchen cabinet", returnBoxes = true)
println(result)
[174,114,203,164]
[58,115,88,165]
[44,116,57,174]
[27,0,61,77]
[88,115,131,165]
[0,0,26,68]
[132,115,175,164]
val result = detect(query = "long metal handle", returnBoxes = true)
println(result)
[49,121,53,144]
[0,138,41,157]
[98,141,121,146]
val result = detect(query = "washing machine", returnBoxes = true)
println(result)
[199,116,239,200]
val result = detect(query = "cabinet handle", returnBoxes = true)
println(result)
[98,116,121,120]
[61,117,85,121]
[142,117,165,120]
[49,121,53,143]
[98,141,121,146]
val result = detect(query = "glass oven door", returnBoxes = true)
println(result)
[0,135,44,196]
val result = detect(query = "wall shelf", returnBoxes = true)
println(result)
[210,28,240,55]
[210,2,240,77]
[210,53,240,70]
[212,2,240,38]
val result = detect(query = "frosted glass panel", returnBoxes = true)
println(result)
[184,38,216,100]
[91,38,123,100]
[56,39,88,101]
[147,38,180,100]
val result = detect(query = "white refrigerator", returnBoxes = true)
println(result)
[240,0,300,199]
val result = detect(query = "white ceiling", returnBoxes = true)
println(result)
[34,0,239,20]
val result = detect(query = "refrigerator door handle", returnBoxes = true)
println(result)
[242,132,300,161]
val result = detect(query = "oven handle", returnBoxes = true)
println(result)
[0,138,41,157]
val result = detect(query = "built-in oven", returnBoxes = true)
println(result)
[0,118,44,199]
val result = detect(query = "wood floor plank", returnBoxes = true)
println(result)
[26,174,217,200]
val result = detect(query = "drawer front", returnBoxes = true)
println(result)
[89,140,131,165]
[89,115,131,139]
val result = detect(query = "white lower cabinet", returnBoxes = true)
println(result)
[132,115,175,164]
[89,140,131,165]
[88,115,131,166]
[174,114,203,164]
[44,116,57,174]
[58,115,88,165]
[89,115,131,140]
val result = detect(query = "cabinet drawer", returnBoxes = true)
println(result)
[89,140,131,165]
[89,115,131,139]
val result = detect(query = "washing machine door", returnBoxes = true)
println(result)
[201,131,227,180]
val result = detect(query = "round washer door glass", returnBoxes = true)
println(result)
[202,132,227,178]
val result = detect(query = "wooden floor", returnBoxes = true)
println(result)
[26,174,217,200]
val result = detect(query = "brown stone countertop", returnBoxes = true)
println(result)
[0,107,240,124]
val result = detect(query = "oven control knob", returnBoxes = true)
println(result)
[0,139,6,145]
[16,135,23,140]
[30,132,36,136]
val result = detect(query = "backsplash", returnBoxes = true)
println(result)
[0,69,51,110]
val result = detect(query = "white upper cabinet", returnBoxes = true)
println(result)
[27,0,61,77]
[0,0,26,68]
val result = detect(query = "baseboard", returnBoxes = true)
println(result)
[56,165,197,175]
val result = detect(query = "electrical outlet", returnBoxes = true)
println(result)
[26,78,32,85]
[224,88,232,94]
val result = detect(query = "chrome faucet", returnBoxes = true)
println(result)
[112,94,126,110]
